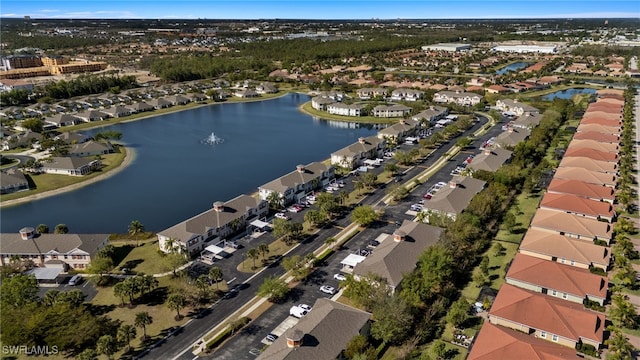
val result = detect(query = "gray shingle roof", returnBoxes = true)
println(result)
[259,162,332,194]
[41,157,93,171]
[353,221,443,288]
[422,176,486,216]
[0,233,109,257]
[0,168,28,189]
[257,298,371,360]
[332,135,384,158]
[495,128,531,147]
[468,147,513,172]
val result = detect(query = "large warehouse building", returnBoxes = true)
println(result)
[422,43,472,52]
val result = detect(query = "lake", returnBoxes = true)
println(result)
[1,94,378,234]
[540,88,597,100]
[495,62,530,75]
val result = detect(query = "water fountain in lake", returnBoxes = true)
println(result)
[201,132,224,145]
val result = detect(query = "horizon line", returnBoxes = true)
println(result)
[3,16,640,20]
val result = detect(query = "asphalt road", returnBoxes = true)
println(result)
[137,114,503,360]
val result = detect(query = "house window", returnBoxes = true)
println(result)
[551,290,557,296]
[570,260,575,266]
[540,331,547,338]
[560,258,566,264]
[562,293,568,299]
[552,335,559,342]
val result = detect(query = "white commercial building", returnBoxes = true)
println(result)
[491,45,557,54]
[422,43,472,52]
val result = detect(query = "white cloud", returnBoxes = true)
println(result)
[39,9,60,13]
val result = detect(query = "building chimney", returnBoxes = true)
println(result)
[393,230,406,242]
[358,137,366,144]
[449,181,458,189]
[296,164,305,173]
[213,201,224,212]
[286,329,304,348]
[484,148,492,156]
[19,227,35,240]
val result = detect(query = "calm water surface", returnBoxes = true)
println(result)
[541,88,597,100]
[1,94,378,233]
[495,62,530,75]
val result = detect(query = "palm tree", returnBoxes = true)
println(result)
[113,282,127,306]
[208,266,223,290]
[338,190,348,205]
[128,220,145,247]
[96,335,117,360]
[194,275,210,300]
[257,243,270,262]
[43,289,60,306]
[117,324,137,352]
[247,248,260,270]
[36,224,49,234]
[54,224,69,234]
[354,181,365,196]
[167,293,186,320]
[164,238,177,253]
[134,311,153,340]
[139,275,159,298]
[266,191,283,211]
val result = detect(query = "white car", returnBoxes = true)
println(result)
[410,204,423,211]
[275,212,290,220]
[334,273,347,281]
[298,304,312,312]
[320,285,337,295]
[290,305,308,318]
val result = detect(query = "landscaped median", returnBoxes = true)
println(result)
[191,221,362,357]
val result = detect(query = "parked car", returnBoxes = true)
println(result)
[68,274,83,286]
[290,305,309,318]
[360,249,371,257]
[320,285,337,295]
[334,273,347,281]
[275,212,290,220]
[266,333,278,343]
[298,304,312,312]
[410,204,423,211]
[423,193,432,200]
[287,206,301,213]
[368,240,380,247]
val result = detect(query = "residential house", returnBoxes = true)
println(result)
[559,157,617,175]
[496,99,540,116]
[494,127,531,148]
[257,298,371,360]
[468,323,584,360]
[352,221,443,291]
[511,112,543,130]
[576,123,621,136]
[233,89,259,98]
[311,96,335,111]
[256,82,278,94]
[54,132,91,145]
[1,130,42,150]
[148,98,172,109]
[75,109,110,122]
[0,228,109,271]
[412,106,448,123]
[258,163,334,206]
[390,88,424,101]
[44,114,83,127]
[486,85,512,94]
[377,119,420,143]
[41,157,97,176]
[103,106,133,118]
[128,101,155,113]
[488,284,605,349]
[372,104,412,118]
[356,87,387,100]
[547,179,615,204]
[530,209,612,244]
[519,228,611,270]
[579,118,622,128]
[68,140,114,157]
[468,147,512,172]
[420,176,486,221]
[166,95,190,106]
[572,131,619,143]
[563,147,618,163]
[331,136,386,169]
[157,194,269,257]
[0,168,29,194]
[506,253,608,305]
[539,193,615,222]
[433,91,483,106]
[553,167,617,188]
[327,103,366,117]
[582,111,622,121]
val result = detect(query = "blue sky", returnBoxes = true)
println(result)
[2,0,639,19]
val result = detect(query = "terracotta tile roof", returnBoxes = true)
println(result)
[520,228,611,268]
[572,131,619,143]
[586,103,623,113]
[530,209,611,242]
[563,147,618,162]
[577,124,622,136]
[579,118,622,127]
[553,167,616,187]
[489,284,605,346]
[566,140,618,154]
[547,178,615,202]
[576,123,621,135]
[596,89,624,99]
[558,157,617,174]
[582,111,622,120]
[506,253,608,300]
[468,323,585,360]
[540,193,614,219]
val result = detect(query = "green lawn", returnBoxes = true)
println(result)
[495,191,542,244]
[114,240,172,275]
[461,241,519,302]
[0,147,127,202]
